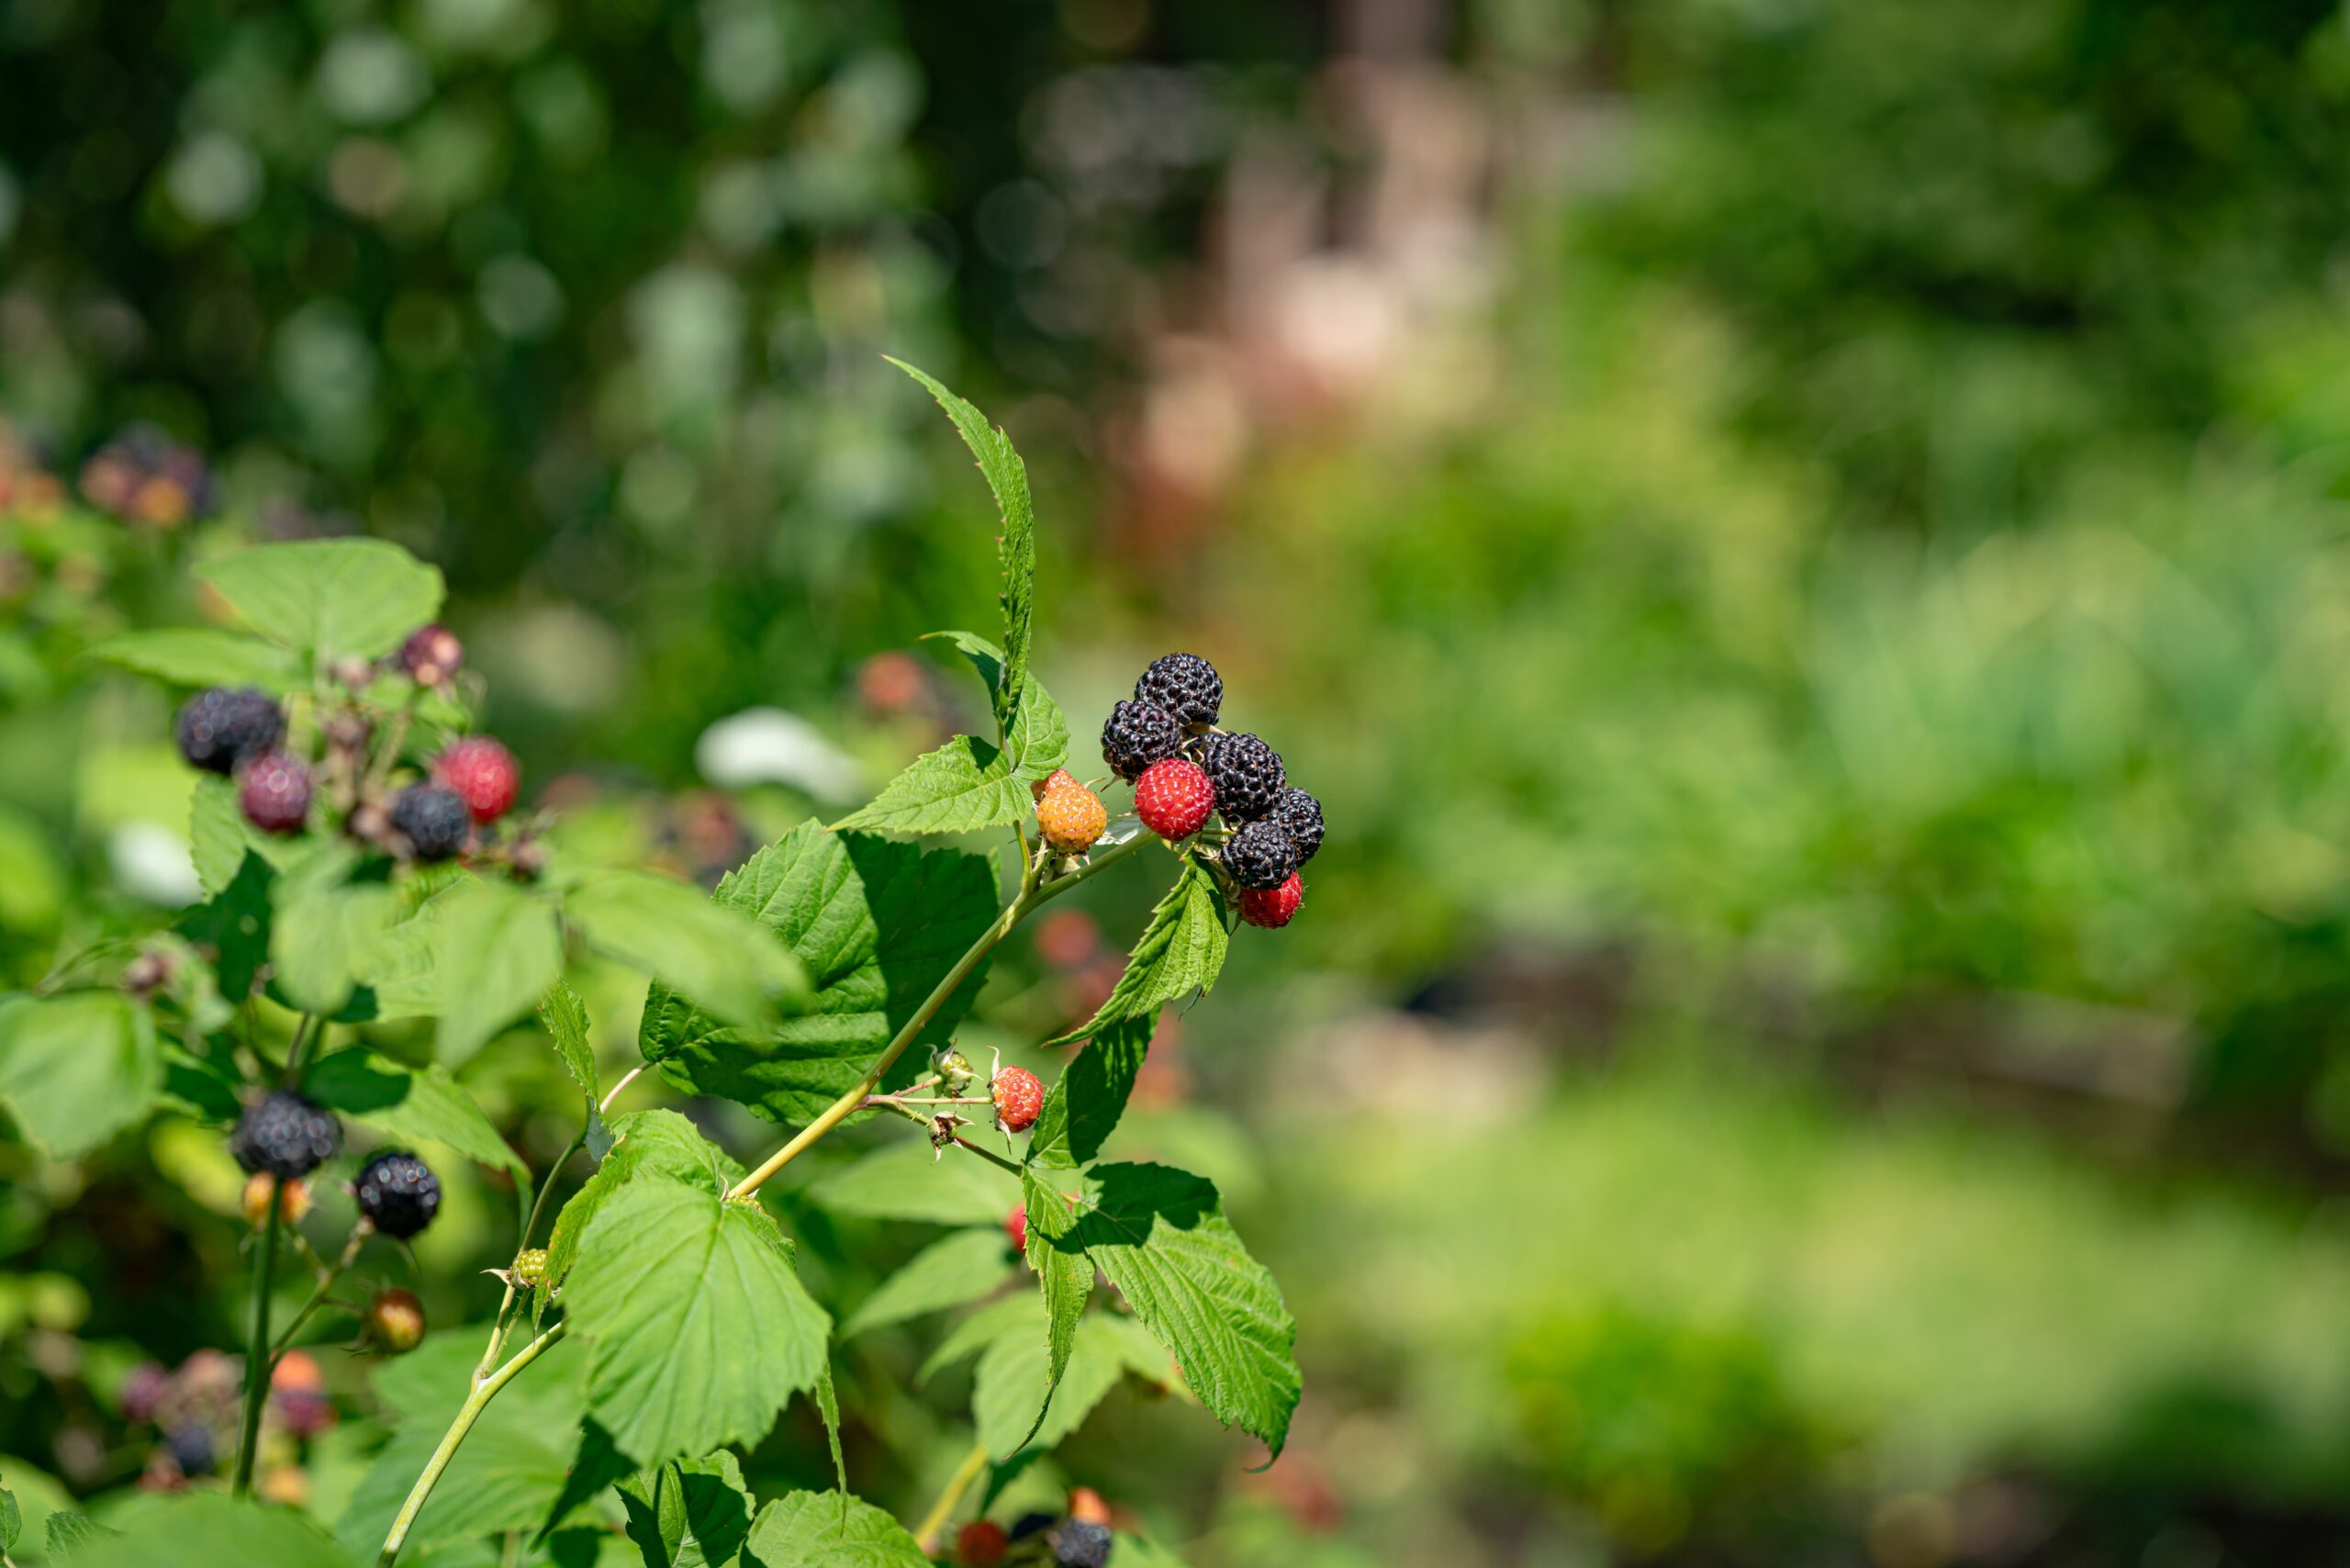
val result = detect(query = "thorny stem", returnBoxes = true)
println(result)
[911,1438,994,1551]
[271,1224,370,1364]
[230,1177,283,1497]
[377,1321,567,1566]
[726,833,1147,1202]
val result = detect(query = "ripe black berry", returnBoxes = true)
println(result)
[1135,652,1222,729]
[1221,817,1297,890]
[164,1421,217,1478]
[1101,700,1182,782]
[1201,732,1285,823]
[230,1091,341,1180]
[1051,1519,1114,1568]
[353,1150,442,1239]
[174,688,285,775]
[392,784,471,861]
[1273,787,1323,864]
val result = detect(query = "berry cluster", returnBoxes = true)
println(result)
[171,619,534,868]
[1100,653,1320,927]
[956,1487,1118,1566]
[77,424,216,527]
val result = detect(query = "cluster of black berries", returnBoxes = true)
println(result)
[1102,653,1324,897]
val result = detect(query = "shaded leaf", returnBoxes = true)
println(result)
[742,1490,928,1568]
[174,851,274,1002]
[306,1047,523,1176]
[0,992,160,1159]
[539,979,599,1103]
[1018,1166,1091,1450]
[434,879,564,1066]
[1027,1013,1153,1170]
[567,871,803,1031]
[617,1450,754,1568]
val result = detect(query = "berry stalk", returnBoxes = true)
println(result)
[725,831,1149,1202]
[229,1176,282,1498]
[911,1437,994,1553]
[269,1224,369,1366]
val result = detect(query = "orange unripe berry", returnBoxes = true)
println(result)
[1036,777,1107,854]
[242,1173,312,1229]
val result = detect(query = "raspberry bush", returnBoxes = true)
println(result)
[0,364,1306,1567]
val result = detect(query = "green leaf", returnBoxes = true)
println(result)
[814,1361,847,1495]
[1069,1162,1300,1458]
[1027,1014,1153,1170]
[543,1110,745,1302]
[640,823,1000,1126]
[841,1229,1013,1338]
[86,628,303,691]
[175,852,274,1002]
[917,1294,1041,1386]
[888,361,1037,738]
[195,539,444,663]
[618,1450,754,1568]
[973,1312,1136,1462]
[540,979,600,1103]
[831,735,1031,837]
[923,632,1068,781]
[742,1490,929,1568]
[566,871,804,1031]
[340,1332,595,1552]
[0,993,161,1159]
[565,1175,831,1465]
[46,1510,114,1561]
[268,849,395,1017]
[807,1140,1007,1226]
[84,1495,348,1567]
[190,775,306,899]
[306,1047,524,1176]
[2,1480,19,1552]
[1018,1167,1091,1450]
[434,879,565,1067]
[1050,859,1230,1047]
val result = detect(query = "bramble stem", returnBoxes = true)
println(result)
[377,1322,567,1566]
[726,834,1147,1202]
[477,1124,588,1383]
[230,1177,282,1497]
[270,1224,369,1363]
[911,1438,993,1551]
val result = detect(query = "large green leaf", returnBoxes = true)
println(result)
[888,360,1037,737]
[1050,860,1230,1047]
[923,632,1068,782]
[831,735,1032,837]
[0,993,161,1159]
[433,879,565,1067]
[841,1228,1013,1338]
[539,979,599,1103]
[542,1110,744,1304]
[195,539,445,663]
[1069,1162,1300,1459]
[617,1450,755,1568]
[87,628,304,691]
[640,823,1000,1126]
[305,1047,523,1176]
[85,1495,352,1568]
[742,1491,928,1568]
[973,1311,1138,1462]
[806,1140,1007,1226]
[268,849,395,1018]
[339,1332,596,1553]
[564,1174,831,1465]
[1027,1013,1154,1170]
[566,871,804,1031]
[1019,1166,1091,1450]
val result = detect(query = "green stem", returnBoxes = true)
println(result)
[477,1124,588,1383]
[377,1322,567,1567]
[270,1224,369,1364]
[231,1178,283,1497]
[727,834,1147,1202]
[911,1438,993,1551]
[868,1092,1028,1180]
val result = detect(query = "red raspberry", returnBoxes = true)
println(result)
[992,1066,1044,1134]
[957,1519,1009,1567]
[1004,1204,1028,1252]
[239,751,312,834]
[1133,757,1214,841]
[1237,871,1304,929]
[432,736,520,824]
[1036,778,1108,854]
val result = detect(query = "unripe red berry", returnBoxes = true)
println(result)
[364,1288,427,1354]
[1237,871,1304,929]
[239,750,313,834]
[1005,1204,1029,1252]
[1133,757,1214,841]
[957,1519,1009,1567]
[992,1066,1044,1134]
[432,736,520,824]
[398,624,464,687]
